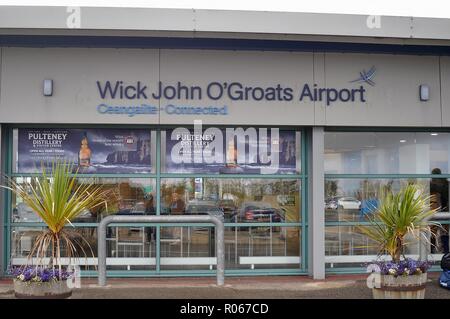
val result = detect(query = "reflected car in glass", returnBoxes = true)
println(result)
[71,208,98,222]
[115,199,157,215]
[184,200,224,232]
[185,200,224,218]
[325,198,339,210]
[337,197,361,210]
[12,203,42,223]
[216,199,237,221]
[233,201,284,223]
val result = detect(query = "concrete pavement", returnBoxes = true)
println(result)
[0,273,449,299]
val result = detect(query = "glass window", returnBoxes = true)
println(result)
[325,132,450,174]
[325,178,450,268]
[325,131,450,270]
[161,128,301,174]
[325,225,419,269]
[11,177,156,223]
[161,178,301,222]
[227,226,301,270]
[325,225,380,256]
[325,178,450,222]
[8,125,304,274]
[11,226,157,271]
[159,226,301,270]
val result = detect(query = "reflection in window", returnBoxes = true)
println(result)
[325,179,433,222]
[325,178,450,257]
[161,178,300,223]
[325,225,419,269]
[11,178,156,223]
[325,132,450,174]
[159,226,301,270]
[430,169,450,254]
[10,227,157,271]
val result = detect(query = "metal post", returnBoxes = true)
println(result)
[215,218,225,286]
[98,215,225,286]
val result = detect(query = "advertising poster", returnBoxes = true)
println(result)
[165,128,297,174]
[18,128,151,174]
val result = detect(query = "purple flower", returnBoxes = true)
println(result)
[7,266,73,282]
[367,258,431,276]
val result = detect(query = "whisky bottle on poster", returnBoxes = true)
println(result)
[226,140,237,167]
[78,132,92,167]
[220,140,243,174]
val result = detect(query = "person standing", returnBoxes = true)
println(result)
[430,168,449,254]
[169,192,185,241]
[144,193,155,242]
[170,192,185,214]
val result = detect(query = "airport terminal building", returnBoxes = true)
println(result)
[1,6,450,279]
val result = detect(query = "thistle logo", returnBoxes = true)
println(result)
[350,66,376,86]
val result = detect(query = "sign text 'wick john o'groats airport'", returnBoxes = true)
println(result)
[97,80,367,105]
[95,67,376,117]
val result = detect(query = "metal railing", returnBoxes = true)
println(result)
[97,215,225,286]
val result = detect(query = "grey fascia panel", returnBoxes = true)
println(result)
[194,10,412,38]
[0,6,449,40]
[412,17,450,40]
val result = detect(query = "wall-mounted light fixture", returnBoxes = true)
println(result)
[43,79,53,96]
[419,85,429,101]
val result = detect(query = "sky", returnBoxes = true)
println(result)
[0,0,449,19]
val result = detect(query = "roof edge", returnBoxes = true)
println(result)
[0,6,450,41]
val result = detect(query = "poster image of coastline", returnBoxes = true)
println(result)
[17,128,151,174]
[165,129,297,174]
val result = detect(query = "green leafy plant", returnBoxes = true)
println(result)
[358,184,440,263]
[2,161,109,275]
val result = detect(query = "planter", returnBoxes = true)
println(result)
[13,279,72,299]
[372,273,427,299]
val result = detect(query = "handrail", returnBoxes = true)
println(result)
[97,215,225,286]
